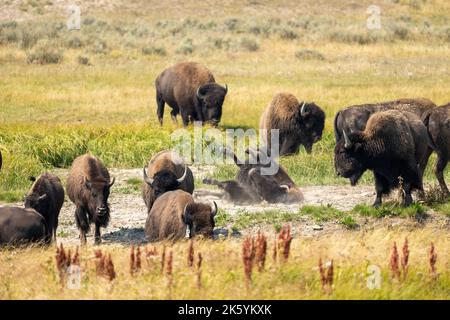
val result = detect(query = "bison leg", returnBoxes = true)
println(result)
[435,154,449,195]
[170,109,179,125]
[180,110,190,127]
[373,173,388,207]
[419,147,433,176]
[94,223,102,245]
[402,181,413,206]
[156,91,165,126]
[75,206,89,245]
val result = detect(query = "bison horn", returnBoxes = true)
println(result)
[343,130,352,149]
[300,101,307,117]
[176,165,188,183]
[196,87,206,100]
[38,194,48,201]
[108,177,115,188]
[280,184,289,191]
[143,166,154,186]
[211,201,218,217]
[224,84,228,94]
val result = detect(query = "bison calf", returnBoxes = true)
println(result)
[423,103,450,195]
[67,154,115,245]
[260,92,325,155]
[0,207,47,246]
[25,173,65,243]
[142,150,194,211]
[145,190,217,242]
[156,61,228,127]
[334,110,428,206]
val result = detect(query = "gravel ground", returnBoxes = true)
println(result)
[4,168,448,245]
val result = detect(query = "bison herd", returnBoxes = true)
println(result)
[0,61,449,246]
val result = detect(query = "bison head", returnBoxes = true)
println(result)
[196,83,228,126]
[297,101,325,153]
[143,165,187,198]
[24,192,49,216]
[183,201,217,239]
[84,177,115,217]
[334,130,366,186]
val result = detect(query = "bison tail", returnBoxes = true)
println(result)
[202,178,224,189]
[421,109,437,150]
[333,110,342,142]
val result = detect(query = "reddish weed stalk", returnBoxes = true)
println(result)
[390,241,400,280]
[94,249,116,281]
[187,240,194,268]
[144,245,158,270]
[429,242,438,279]
[318,258,334,294]
[401,238,409,279]
[129,244,142,275]
[277,225,293,262]
[55,244,80,287]
[161,245,166,275]
[255,232,267,272]
[242,236,255,290]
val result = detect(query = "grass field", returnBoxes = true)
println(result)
[0,0,449,300]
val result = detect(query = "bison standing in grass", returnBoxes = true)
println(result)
[334,110,429,206]
[423,103,450,195]
[25,173,64,243]
[155,61,228,127]
[145,190,217,242]
[67,154,115,245]
[260,92,325,155]
[142,150,194,211]
[0,207,48,246]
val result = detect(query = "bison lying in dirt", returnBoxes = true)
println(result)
[155,61,228,127]
[334,110,429,206]
[423,103,450,195]
[145,190,217,241]
[0,207,48,246]
[67,154,115,245]
[260,92,325,155]
[203,148,304,204]
[142,150,194,211]
[25,173,64,243]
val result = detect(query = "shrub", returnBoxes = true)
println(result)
[141,45,167,56]
[66,35,83,48]
[27,41,63,64]
[240,37,259,51]
[77,55,90,65]
[295,49,325,61]
[278,28,298,40]
[224,18,240,31]
[176,39,194,55]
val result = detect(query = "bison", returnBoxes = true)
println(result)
[145,190,217,242]
[422,103,450,195]
[0,207,48,246]
[67,154,115,245]
[25,173,65,243]
[142,150,194,211]
[260,92,325,155]
[155,61,228,127]
[334,110,429,206]
[203,148,304,204]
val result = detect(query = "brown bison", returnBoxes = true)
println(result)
[203,148,304,204]
[142,150,194,211]
[145,190,217,242]
[260,93,325,155]
[67,154,115,245]
[0,207,48,246]
[155,61,228,127]
[334,98,436,142]
[334,110,429,206]
[25,173,65,243]
[422,103,450,195]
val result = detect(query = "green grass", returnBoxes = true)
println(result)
[1,0,450,204]
[352,203,427,218]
